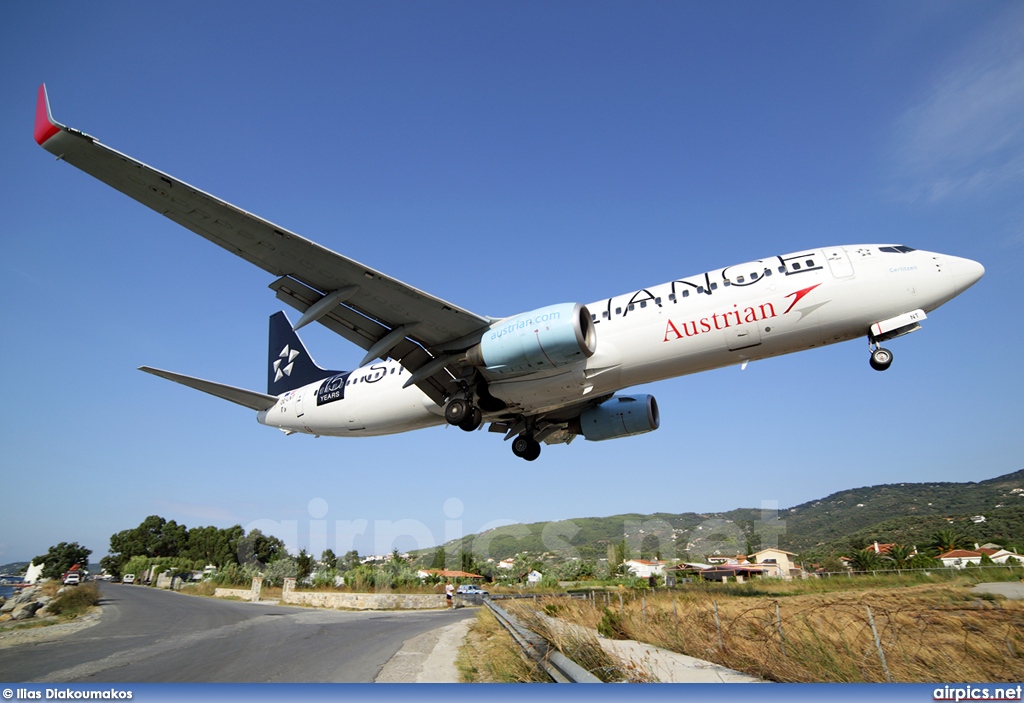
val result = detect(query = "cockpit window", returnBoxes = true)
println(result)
[879,245,916,254]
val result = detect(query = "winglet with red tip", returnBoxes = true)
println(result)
[34,84,62,146]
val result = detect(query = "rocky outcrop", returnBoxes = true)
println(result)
[0,587,45,622]
[10,601,42,621]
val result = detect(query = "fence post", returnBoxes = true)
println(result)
[775,602,787,657]
[619,592,624,614]
[866,605,892,682]
[673,597,678,628]
[642,594,647,623]
[713,600,723,651]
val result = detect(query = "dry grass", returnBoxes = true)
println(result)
[515,581,1024,683]
[179,582,218,597]
[509,601,651,682]
[456,608,553,682]
[47,583,101,619]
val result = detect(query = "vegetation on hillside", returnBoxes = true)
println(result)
[410,468,1024,569]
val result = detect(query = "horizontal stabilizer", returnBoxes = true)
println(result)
[139,366,279,411]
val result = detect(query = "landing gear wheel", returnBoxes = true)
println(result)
[511,435,541,461]
[458,406,482,432]
[870,347,893,371]
[445,398,471,425]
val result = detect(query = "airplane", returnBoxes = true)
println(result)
[34,84,985,461]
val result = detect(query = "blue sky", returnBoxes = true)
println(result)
[1,2,1022,565]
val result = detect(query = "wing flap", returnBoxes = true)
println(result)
[269,276,458,405]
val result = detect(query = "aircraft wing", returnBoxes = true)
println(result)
[35,85,491,404]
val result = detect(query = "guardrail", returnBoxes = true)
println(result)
[482,598,601,683]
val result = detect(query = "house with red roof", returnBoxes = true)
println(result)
[937,549,982,568]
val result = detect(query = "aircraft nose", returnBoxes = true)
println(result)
[949,255,985,294]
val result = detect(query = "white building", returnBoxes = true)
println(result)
[624,559,666,578]
[749,548,801,580]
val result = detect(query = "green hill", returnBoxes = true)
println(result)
[422,469,1024,564]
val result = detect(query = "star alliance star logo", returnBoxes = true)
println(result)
[273,345,300,382]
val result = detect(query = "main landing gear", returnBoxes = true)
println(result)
[868,342,893,372]
[445,391,541,461]
[444,398,483,432]
[511,434,541,462]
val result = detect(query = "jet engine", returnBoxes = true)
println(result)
[570,394,660,441]
[466,303,596,377]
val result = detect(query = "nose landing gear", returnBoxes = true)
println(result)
[869,344,893,371]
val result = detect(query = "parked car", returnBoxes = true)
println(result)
[62,572,80,586]
[456,585,488,595]
[122,574,136,584]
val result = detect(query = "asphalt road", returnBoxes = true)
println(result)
[0,584,474,682]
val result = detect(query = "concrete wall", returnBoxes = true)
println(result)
[281,578,446,610]
[155,572,187,590]
[211,578,446,610]
[214,577,263,601]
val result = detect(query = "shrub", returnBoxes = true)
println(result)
[597,607,629,639]
[122,555,150,581]
[48,583,101,618]
[262,556,297,586]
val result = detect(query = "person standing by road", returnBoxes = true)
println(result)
[445,581,454,609]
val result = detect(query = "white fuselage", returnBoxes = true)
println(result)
[257,245,982,437]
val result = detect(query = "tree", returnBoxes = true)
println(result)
[458,549,477,575]
[929,529,963,554]
[848,549,883,572]
[611,539,629,574]
[817,555,846,573]
[105,515,189,574]
[296,548,314,579]
[430,546,446,571]
[340,550,361,572]
[34,542,91,579]
[909,553,940,569]
[848,536,869,552]
[321,549,337,567]
[263,556,297,586]
[183,525,243,567]
[237,529,286,566]
[886,544,914,569]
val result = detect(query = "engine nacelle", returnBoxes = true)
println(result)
[466,303,596,377]
[571,394,660,442]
